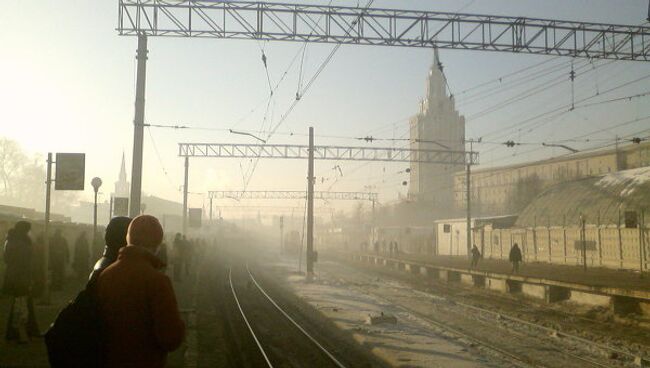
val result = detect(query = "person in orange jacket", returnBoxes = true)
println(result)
[97,215,185,368]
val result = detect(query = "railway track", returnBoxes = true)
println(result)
[227,265,348,368]
[322,258,639,368]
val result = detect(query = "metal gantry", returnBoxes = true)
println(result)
[209,190,378,202]
[118,0,650,61]
[178,143,477,165]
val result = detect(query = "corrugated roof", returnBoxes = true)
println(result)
[515,167,650,227]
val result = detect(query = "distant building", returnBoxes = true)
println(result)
[453,140,650,216]
[408,48,465,214]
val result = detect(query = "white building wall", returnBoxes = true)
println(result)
[435,218,473,256]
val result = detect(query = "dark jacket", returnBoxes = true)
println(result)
[89,247,120,281]
[3,229,33,297]
[97,245,185,368]
[49,234,69,267]
[509,245,522,263]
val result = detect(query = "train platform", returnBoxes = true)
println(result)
[382,252,650,292]
[340,251,650,317]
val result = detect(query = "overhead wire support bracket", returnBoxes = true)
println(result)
[118,0,650,62]
[178,142,478,165]
[208,190,378,201]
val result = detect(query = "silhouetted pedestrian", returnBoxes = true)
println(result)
[49,229,69,291]
[3,221,39,343]
[470,244,481,269]
[182,236,192,277]
[509,243,522,274]
[31,232,45,299]
[172,233,184,282]
[73,232,90,279]
[89,216,132,280]
[157,241,168,273]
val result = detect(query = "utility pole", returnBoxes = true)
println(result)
[307,127,315,281]
[42,153,53,304]
[209,197,213,223]
[640,209,646,277]
[91,177,103,262]
[109,195,113,219]
[466,139,474,258]
[280,216,284,253]
[182,156,189,235]
[129,34,148,218]
[580,214,587,271]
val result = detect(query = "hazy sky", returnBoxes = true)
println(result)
[1,0,649,214]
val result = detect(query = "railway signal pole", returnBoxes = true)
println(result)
[129,34,147,218]
[307,127,315,280]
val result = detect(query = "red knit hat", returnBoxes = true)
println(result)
[127,215,164,249]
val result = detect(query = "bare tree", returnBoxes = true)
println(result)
[0,137,78,214]
[0,137,26,197]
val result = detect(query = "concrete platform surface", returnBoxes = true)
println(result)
[363,253,650,293]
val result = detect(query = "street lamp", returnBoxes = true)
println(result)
[91,177,103,257]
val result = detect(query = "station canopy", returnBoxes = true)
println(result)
[515,167,650,227]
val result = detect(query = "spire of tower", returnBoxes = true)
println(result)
[433,46,440,69]
[119,152,127,182]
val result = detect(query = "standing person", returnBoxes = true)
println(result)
[157,241,169,273]
[470,244,481,269]
[97,215,185,368]
[72,232,90,279]
[172,233,184,282]
[3,221,35,343]
[182,235,192,277]
[89,216,132,280]
[30,232,46,299]
[49,229,69,291]
[509,243,523,274]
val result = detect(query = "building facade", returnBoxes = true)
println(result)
[453,140,650,216]
[408,49,465,214]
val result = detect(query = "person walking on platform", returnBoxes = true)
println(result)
[172,233,184,282]
[182,235,192,277]
[31,232,46,299]
[157,240,169,274]
[470,244,481,269]
[49,229,69,291]
[97,215,185,368]
[3,221,39,343]
[72,232,90,279]
[509,243,522,274]
[89,216,132,280]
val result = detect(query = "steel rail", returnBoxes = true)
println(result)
[246,264,348,368]
[228,267,274,368]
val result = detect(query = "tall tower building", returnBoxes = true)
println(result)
[114,153,130,198]
[408,49,465,214]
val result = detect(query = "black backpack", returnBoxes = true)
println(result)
[45,273,105,368]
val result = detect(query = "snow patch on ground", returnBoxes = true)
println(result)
[274,258,504,367]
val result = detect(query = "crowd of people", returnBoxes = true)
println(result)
[1,215,204,367]
[372,240,400,256]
